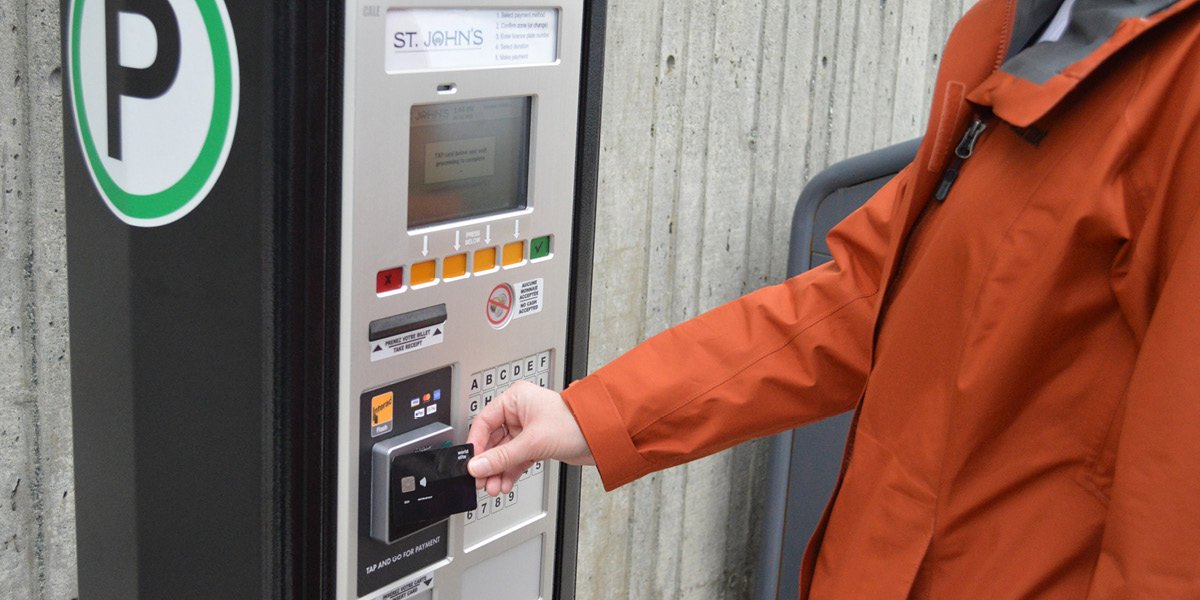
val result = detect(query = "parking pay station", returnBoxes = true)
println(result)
[63,1,606,598]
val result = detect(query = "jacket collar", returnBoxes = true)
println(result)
[969,0,1198,126]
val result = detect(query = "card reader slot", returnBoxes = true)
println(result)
[371,423,456,544]
[370,304,448,342]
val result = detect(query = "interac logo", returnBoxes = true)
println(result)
[68,0,239,227]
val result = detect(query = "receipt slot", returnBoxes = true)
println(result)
[63,1,606,599]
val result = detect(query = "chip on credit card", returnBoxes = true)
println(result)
[389,443,477,531]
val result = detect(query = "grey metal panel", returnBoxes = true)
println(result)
[338,3,599,598]
[755,138,919,600]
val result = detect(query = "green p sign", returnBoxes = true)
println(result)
[68,0,239,227]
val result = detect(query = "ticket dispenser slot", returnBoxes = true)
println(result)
[370,305,448,343]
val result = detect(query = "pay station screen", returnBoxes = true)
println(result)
[408,97,533,229]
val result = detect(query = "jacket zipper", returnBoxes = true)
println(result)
[826,117,997,580]
[881,117,992,316]
[935,118,989,201]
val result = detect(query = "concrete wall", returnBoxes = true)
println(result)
[1,0,78,597]
[0,0,969,597]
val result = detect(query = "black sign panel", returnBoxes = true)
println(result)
[357,366,454,596]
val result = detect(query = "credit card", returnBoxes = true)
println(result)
[388,444,477,537]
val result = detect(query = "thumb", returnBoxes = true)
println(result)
[469,432,538,479]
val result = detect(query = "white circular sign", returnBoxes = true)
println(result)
[68,0,239,227]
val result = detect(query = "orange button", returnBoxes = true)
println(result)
[444,254,468,279]
[411,260,437,286]
[474,248,497,273]
[502,241,525,267]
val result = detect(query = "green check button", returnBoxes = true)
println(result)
[530,235,552,260]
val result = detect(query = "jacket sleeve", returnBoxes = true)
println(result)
[1083,43,1200,595]
[1084,209,1200,597]
[561,166,909,490]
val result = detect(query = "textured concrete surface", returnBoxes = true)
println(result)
[0,0,968,597]
[1,0,78,597]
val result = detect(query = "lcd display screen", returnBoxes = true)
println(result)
[408,97,532,230]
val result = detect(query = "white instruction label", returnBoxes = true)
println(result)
[370,324,445,362]
[514,278,544,319]
[385,8,559,72]
[378,574,434,600]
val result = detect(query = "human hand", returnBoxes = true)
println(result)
[466,380,594,496]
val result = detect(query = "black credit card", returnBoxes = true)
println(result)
[388,444,476,536]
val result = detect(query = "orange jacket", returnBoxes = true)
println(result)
[562,0,1200,597]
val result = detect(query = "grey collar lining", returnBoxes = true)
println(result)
[1002,0,1179,84]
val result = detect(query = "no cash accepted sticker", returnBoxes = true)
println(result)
[514,278,543,319]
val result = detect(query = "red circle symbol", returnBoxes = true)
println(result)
[486,283,514,328]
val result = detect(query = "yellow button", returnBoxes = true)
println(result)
[502,241,525,267]
[473,248,497,273]
[443,254,468,279]
[411,260,437,286]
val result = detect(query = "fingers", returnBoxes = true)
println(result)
[466,381,587,495]
[468,383,542,492]
[466,395,508,457]
[471,424,536,480]
[483,458,535,496]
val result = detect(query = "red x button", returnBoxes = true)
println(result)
[376,267,404,295]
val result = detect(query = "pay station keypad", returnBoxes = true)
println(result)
[463,351,553,529]
[466,350,553,416]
